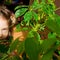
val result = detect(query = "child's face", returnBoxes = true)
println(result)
[0,16,9,40]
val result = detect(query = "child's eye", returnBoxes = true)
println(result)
[2,28,8,30]
[2,28,8,32]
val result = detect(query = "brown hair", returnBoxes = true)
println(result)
[0,5,11,19]
[0,5,16,27]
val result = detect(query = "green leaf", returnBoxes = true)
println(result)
[42,4,53,15]
[15,8,28,18]
[41,47,56,60]
[25,37,39,60]
[32,11,38,21]
[40,40,44,45]
[55,14,60,27]
[40,37,57,53]
[17,41,25,54]
[58,51,60,55]
[32,0,39,9]
[33,31,41,41]
[10,56,21,60]
[15,24,21,32]
[15,5,28,11]
[6,55,21,60]
[46,17,60,36]
[42,0,46,2]
[48,32,56,38]
[15,6,22,11]
[24,11,32,22]
[0,54,8,60]
[56,40,60,46]
[9,38,19,52]
[28,31,34,38]
[48,0,54,3]
[22,27,29,31]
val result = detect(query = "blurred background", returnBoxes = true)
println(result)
[0,0,60,15]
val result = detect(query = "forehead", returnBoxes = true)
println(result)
[0,16,9,29]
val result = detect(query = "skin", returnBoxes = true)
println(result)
[12,26,28,41]
[0,15,9,40]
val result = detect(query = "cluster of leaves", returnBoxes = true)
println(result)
[0,0,60,60]
[14,0,60,60]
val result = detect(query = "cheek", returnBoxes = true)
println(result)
[2,30,9,37]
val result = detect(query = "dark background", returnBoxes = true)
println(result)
[0,0,60,15]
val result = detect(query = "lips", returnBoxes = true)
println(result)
[0,37,5,40]
[0,38,3,39]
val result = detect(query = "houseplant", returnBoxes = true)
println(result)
[14,0,60,60]
[1,0,60,60]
